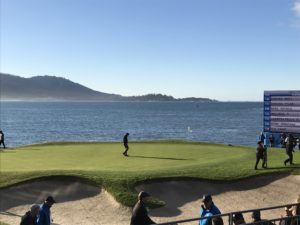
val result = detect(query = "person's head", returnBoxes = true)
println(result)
[212,217,223,225]
[45,196,56,208]
[251,210,261,221]
[126,133,129,136]
[284,205,293,217]
[202,194,213,209]
[233,213,245,225]
[292,204,300,216]
[138,191,150,203]
[30,204,40,216]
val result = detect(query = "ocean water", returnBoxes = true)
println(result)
[0,101,263,147]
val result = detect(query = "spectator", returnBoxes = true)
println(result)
[291,204,300,225]
[251,210,273,225]
[130,191,156,225]
[233,213,246,225]
[20,204,40,225]
[199,194,221,225]
[37,196,56,225]
[280,206,293,225]
[212,217,224,225]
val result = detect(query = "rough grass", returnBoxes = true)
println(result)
[1,141,299,207]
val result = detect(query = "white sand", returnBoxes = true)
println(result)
[1,174,299,225]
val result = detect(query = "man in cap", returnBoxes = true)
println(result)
[255,141,266,170]
[251,210,273,225]
[130,191,156,225]
[199,194,221,225]
[20,204,40,225]
[37,196,56,225]
[233,213,245,225]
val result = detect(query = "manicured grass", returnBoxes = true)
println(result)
[1,141,300,207]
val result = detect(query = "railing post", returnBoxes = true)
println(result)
[228,213,233,225]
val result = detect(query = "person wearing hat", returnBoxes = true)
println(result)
[232,213,245,225]
[37,196,56,225]
[251,210,273,225]
[255,140,267,170]
[0,130,6,149]
[199,194,221,225]
[130,191,156,225]
[20,204,40,225]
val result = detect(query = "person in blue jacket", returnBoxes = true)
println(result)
[199,194,221,225]
[37,196,56,225]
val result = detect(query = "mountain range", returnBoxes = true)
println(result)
[0,73,216,102]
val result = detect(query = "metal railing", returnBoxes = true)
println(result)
[155,203,300,225]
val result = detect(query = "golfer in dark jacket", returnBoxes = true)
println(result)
[0,130,5,149]
[123,133,130,156]
[20,204,40,225]
[255,141,266,170]
[284,134,295,166]
[130,191,156,225]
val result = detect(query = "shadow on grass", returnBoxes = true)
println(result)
[129,155,190,160]
[258,164,300,170]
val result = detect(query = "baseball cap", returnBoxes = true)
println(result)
[138,191,150,200]
[202,194,212,202]
[46,196,56,203]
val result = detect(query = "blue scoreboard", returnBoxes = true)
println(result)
[264,90,300,134]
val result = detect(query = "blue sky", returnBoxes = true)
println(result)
[1,0,300,101]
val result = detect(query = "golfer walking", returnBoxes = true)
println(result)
[123,133,130,156]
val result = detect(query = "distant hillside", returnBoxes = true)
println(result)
[0,73,216,102]
[0,73,122,101]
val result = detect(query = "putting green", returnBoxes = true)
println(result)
[1,141,299,207]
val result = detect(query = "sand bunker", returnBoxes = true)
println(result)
[0,174,300,225]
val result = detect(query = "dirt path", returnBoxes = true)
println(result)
[0,174,299,225]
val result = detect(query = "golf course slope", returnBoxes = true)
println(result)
[0,141,300,225]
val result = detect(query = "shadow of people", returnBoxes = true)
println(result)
[0,177,101,212]
[137,173,299,218]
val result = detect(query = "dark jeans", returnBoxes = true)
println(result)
[0,140,5,148]
[123,143,129,155]
[255,154,266,169]
[284,151,293,165]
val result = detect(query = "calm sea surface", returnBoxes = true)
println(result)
[0,102,263,147]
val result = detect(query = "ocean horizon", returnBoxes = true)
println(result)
[0,101,263,147]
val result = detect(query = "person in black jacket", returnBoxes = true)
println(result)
[123,133,130,156]
[130,191,156,225]
[255,141,266,170]
[284,134,295,166]
[20,204,40,225]
[0,130,5,149]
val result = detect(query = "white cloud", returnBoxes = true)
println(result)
[292,1,300,17]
